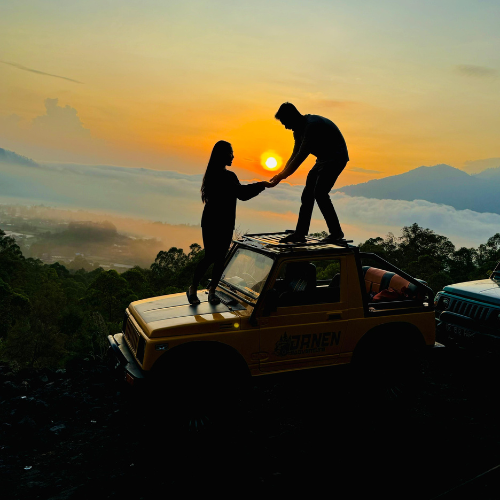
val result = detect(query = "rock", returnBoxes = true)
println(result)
[3,381,19,394]
[49,424,66,435]
[18,416,37,431]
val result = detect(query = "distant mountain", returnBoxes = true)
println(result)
[474,167,500,181]
[0,148,39,167]
[335,164,500,214]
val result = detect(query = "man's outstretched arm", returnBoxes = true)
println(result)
[270,147,310,186]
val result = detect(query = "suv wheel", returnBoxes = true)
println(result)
[352,340,423,403]
[161,359,244,432]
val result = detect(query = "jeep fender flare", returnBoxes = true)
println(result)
[352,322,426,363]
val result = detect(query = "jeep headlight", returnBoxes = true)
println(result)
[434,293,449,311]
[434,292,443,308]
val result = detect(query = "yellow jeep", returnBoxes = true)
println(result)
[108,232,437,402]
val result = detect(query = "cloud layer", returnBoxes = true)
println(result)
[455,64,497,79]
[1,159,499,248]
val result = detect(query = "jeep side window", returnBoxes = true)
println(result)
[274,259,341,307]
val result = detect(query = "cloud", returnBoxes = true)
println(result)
[1,160,499,249]
[0,60,83,83]
[329,192,500,248]
[462,157,500,174]
[455,65,497,79]
[347,166,382,174]
[32,98,91,138]
[0,98,108,164]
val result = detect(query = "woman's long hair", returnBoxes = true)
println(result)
[201,140,232,203]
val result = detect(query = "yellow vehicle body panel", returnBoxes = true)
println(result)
[120,237,436,380]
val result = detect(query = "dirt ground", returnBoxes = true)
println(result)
[2,348,500,500]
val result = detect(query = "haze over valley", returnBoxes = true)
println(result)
[2,147,500,261]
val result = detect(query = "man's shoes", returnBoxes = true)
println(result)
[279,232,307,243]
[320,232,345,244]
[208,291,221,305]
[186,288,201,305]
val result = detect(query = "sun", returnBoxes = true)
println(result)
[265,157,277,169]
[261,150,282,171]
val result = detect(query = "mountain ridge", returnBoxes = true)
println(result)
[0,147,39,167]
[337,164,500,214]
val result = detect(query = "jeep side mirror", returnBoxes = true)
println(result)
[491,262,500,281]
[263,288,278,316]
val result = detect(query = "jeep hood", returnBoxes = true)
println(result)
[444,279,500,305]
[128,292,247,336]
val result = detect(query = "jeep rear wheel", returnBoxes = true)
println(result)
[352,339,423,402]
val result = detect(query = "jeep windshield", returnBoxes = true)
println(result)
[220,248,274,300]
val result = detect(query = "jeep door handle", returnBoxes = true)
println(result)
[328,313,342,320]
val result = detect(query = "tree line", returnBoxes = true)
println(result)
[1,223,499,369]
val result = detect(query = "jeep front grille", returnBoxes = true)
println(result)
[123,316,146,364]
[446,297,493,323]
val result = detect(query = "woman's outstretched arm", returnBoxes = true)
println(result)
[231,172,267,200]
[236,180,267,201]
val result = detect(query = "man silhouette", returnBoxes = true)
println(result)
[270,102,349,243]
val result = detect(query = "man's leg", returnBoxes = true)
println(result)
[295,168,320,236]
[314,162,346,237]
[280,169,319,243]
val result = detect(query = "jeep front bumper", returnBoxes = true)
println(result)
[107,333,146,386]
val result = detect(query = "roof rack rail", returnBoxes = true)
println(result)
[236,231,354,251]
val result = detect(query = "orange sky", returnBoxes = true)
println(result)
[1,1,499,187]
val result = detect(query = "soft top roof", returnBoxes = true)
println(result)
[234,231,356,256]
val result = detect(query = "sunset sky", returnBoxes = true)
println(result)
[1,0,499,188]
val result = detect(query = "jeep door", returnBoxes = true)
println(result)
[257,257,349,372]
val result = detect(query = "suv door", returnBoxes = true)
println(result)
[257,256,349,373]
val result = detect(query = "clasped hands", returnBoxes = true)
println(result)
[262,173,285,189]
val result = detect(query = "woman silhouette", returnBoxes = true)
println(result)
[187,140,269,305]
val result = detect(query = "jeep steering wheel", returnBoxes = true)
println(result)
[242,272,257,287]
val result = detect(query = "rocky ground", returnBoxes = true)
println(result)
[2,349,500,499]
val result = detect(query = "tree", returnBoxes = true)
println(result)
[67,255,94,272]
[121,267,154,299]
[0,229,24,283]
[0,229,23,259]
[449,247,478,283]
[150,244,202,292]
[0,267,67,368]
[477,233,500,265]
[359,234,399,263]
[398,223,455,271]
[84,270,136,323]
[0,278,30,339]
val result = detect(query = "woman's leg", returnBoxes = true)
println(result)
[207,229,234,292]
[191,254,213,290]
[189,226,217,297]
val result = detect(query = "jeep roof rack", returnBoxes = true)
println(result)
[234,231,354,254]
